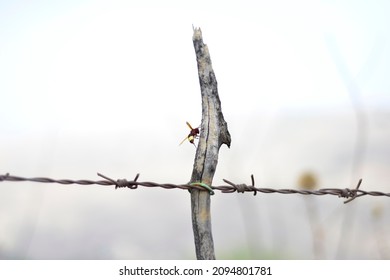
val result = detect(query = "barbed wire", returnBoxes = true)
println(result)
[1,173,390,204]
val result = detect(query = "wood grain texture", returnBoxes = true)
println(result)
[190,27,231,260]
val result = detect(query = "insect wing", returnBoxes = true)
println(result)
[186,121,194,130]
[179,136,189,146]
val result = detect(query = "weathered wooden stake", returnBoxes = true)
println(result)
[190,27,231,260]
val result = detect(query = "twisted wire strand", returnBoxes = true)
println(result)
[1,173,390,204]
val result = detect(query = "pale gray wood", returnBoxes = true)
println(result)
[190,27,231,260]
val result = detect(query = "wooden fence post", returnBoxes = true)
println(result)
[190,27,231,260]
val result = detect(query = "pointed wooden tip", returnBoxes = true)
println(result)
[192,26,202,40]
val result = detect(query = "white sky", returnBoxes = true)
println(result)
[1,0,390,259]
[1,0,389,132]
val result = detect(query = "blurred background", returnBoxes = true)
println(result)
[1,0,389,259]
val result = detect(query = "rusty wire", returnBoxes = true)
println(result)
[1,173,390,204]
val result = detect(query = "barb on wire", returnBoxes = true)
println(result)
[97,173,140,189]
[1,173,390,204]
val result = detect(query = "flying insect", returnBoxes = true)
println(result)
[180,122,200,147]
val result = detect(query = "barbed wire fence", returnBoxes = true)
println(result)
[2,173,390,205]
[2,28,389,260]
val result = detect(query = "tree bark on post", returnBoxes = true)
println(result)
[190,27,231,260]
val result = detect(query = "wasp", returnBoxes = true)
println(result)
[180,122,200,147]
